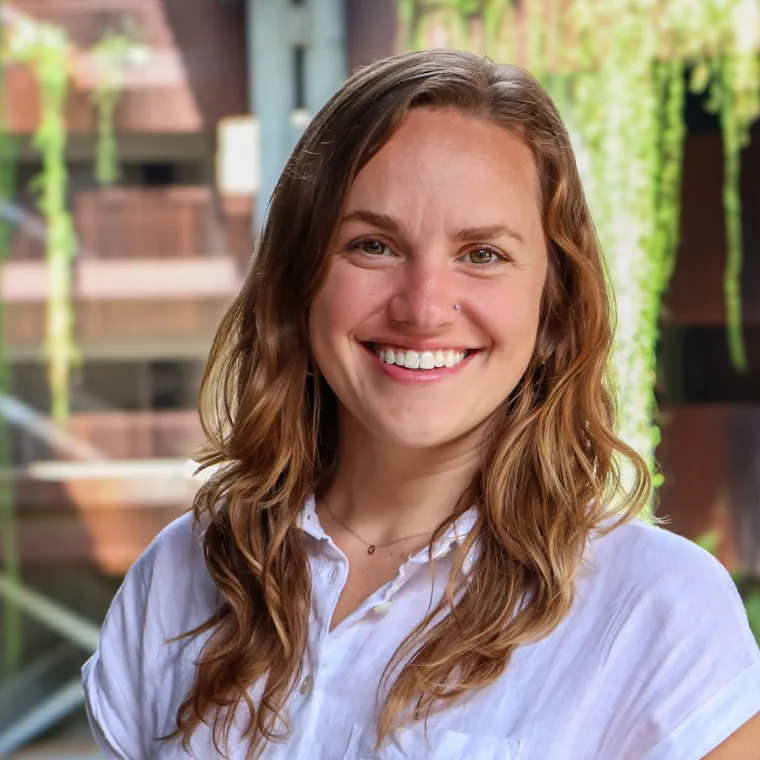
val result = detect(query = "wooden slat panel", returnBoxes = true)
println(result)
[73,186,226,260]
[11,186,227,262]
[64,410,203,460]
[4,297,230,360]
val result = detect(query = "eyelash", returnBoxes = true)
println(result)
[347,237,510,267]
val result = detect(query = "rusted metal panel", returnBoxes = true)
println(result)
[656,404,760,572]
[664,129,760,327]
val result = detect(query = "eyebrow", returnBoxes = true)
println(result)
[340,209,526,246]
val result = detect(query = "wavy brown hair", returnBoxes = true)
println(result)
[167,49,650,757]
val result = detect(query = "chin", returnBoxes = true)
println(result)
[368,417,473,451]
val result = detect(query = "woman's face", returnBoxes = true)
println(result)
[309,107,549,451]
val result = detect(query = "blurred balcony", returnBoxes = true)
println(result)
[8,185,250,262]
[6,409,203,573]
[2,186,252,359]
[4,0,247,134]
[74,186,226,260]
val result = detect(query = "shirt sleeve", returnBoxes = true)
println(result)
[81,555,150,759]
[608,538,760,760]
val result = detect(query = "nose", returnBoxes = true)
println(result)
[387,256,457,333]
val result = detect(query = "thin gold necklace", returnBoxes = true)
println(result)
[322,498,434,555]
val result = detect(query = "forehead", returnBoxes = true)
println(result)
[345,108,542,229]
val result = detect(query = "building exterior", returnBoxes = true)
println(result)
[0,0,758,753]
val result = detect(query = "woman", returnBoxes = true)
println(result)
[82,49,760,759]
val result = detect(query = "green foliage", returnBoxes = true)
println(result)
[7,17,78,422]
[744,589,760,643]
[90,26,148,186]
[693,529,723,555]
[0,0,21,669]
[398,0,760,511]
[3,16,148,419]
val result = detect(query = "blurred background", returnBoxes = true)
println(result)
[0,0,758,756]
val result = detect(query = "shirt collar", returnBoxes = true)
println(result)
[298,494,481,574]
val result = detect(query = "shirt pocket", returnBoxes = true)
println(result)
[344,724,523,760]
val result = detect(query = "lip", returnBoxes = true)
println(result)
[361,342,476,382]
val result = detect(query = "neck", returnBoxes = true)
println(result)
[321,411,482,545]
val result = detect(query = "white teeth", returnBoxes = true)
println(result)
[420,351,435,370]
[373,344,468,370]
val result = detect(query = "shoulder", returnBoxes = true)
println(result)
[81,511,217,758]
[139,510,217,618]
[106,508,219,646]
[580,516,757,656]
[117,509,218,637]
[141,508,207,571]
[584,517,749,626]
[574,517,760,759]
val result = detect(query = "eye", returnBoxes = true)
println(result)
[459,247,507,265]
[349,238,394,257]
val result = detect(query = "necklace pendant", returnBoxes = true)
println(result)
[367,545,376,555]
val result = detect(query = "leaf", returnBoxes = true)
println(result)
[690,61,711,93]
[693,530,722,555]
[743,591,760,643]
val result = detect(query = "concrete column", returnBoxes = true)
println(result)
[305,0,347,117]
[246,0,347,234]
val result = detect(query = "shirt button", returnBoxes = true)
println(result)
[372,601,392,614]
[299,674,313,696]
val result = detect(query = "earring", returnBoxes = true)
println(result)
[453,303,461,311]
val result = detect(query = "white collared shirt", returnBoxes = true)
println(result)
[82,497,760,759]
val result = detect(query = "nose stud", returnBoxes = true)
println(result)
[453,303,460,311]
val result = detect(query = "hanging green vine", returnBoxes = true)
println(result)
[8,18,79,423]
[398,0,760,510]
[90,28,148,186]
[704,42,760,370]
[92,35,121,186]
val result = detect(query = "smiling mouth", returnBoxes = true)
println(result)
[367,343,472,370]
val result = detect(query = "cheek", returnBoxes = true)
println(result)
[309,265,383,349]
[481,281,544,355]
